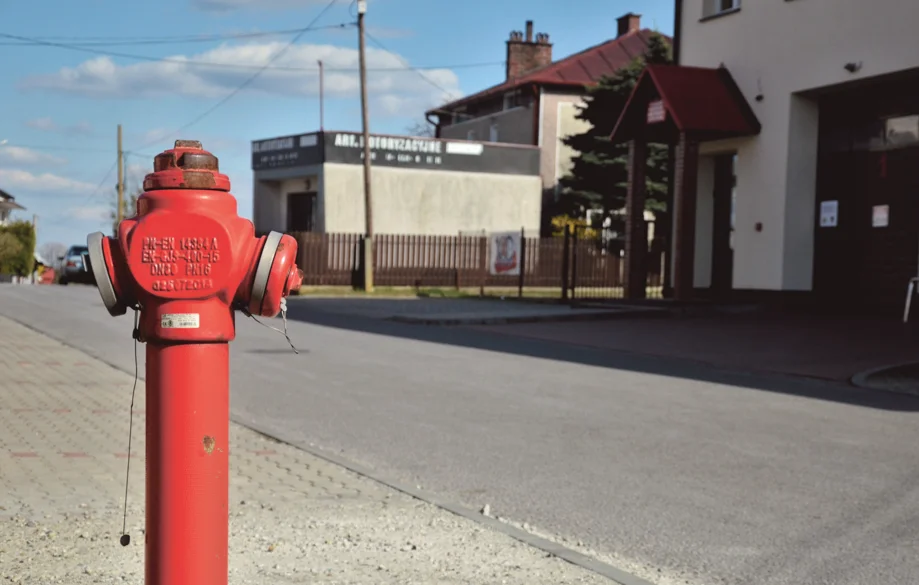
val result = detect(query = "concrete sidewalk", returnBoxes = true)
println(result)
[0,316,610,585]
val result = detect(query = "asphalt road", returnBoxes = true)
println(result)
[4,284,919,585]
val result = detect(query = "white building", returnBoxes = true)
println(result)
[611,0,919,312]
[251,130,542,237]
[0,189,25,226]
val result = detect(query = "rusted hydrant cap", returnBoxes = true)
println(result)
[143,139,231,192]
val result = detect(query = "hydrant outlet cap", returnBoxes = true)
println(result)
[144,139,231,192]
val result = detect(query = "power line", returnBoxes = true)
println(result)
[129,0,342,152]
[364,30,455,96]
[0,24,351,47]
[0,30,504,73]
[44,160,118,227]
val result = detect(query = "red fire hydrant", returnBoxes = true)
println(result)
[85,140,303,585]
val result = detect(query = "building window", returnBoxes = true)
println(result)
[886,115,919,147]
[702,0,740,18]
[489,123,499,143]
[467,129,476,141]
[503,92,517,110]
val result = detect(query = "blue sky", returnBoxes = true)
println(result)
[0,0,674,249]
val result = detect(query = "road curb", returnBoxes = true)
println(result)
[388,307,667,327]
[850,361,919,397]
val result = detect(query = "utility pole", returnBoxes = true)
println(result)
[357,0,374,291]
[31,214,37,284]
[116,124,124,226]
[318,60,325,131]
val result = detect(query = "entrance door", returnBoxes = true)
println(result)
[287,192,317,233]
[710,154,735,297]
[854,146,919,311]
[814,146,919,314]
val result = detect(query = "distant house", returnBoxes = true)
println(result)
[0,189,25,226]
[426,13,671,212]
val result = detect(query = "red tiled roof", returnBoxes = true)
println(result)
[610,64,761,143]
[428,29,670,114]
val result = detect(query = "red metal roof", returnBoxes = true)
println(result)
[429,29,670,114]
[610,64,761,143]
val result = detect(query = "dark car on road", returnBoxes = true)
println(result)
[59,245,95,285]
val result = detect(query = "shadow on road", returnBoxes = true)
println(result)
[284,299,919,413]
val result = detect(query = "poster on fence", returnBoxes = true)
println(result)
[488,231,521,276]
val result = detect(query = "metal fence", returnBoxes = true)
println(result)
[291,230,664,300]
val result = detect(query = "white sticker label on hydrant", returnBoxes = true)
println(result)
[161,313,200,329]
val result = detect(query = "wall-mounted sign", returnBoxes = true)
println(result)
[488,231,521,276]
[251,133,322,170]
[323,132,538,175]
[647,100,666,124]
[252,131,539,176]
[872,204,889,228]
[819,200,838,227]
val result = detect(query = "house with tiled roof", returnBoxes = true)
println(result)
[426,13,671,209]
[0,189,25,227]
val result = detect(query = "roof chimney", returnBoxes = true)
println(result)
[616,13,641,38]
[506,21,553,80]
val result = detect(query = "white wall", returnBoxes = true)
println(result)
[253,180,281,235]
[252,165,322,235]
[322,163,542,236]
[680,0,919,290]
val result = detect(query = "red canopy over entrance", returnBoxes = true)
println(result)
[609,64,760,301]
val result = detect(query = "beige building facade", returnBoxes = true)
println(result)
[251,131,542,238]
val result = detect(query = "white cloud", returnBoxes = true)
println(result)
[0,146,67,166]
[0,169,96,193]
[68,205,110,221]
[190,0,330,12]
[25,117,93,136]
[26,117,55,131]
[18,42,462,117]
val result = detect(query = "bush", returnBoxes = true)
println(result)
[549,214,600,239]
[0,220,36,277]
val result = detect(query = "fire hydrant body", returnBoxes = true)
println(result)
[86,140,303,585]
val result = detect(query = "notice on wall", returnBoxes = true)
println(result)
[488,231,521,276]
[872,204,890,228]
[819,200,839,228]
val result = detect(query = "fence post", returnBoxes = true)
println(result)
[479,235,487,297]
[571,227,579,302]
[454,236,461,290]
[355,234,365,290]
[518,227,526,299]
[561,225,570,301]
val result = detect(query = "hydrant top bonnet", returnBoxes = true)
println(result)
[144,139,231,192]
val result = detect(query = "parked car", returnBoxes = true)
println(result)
[58,245,95,285]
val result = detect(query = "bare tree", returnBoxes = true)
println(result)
[405,120,435,138]
[39,242,68,269]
